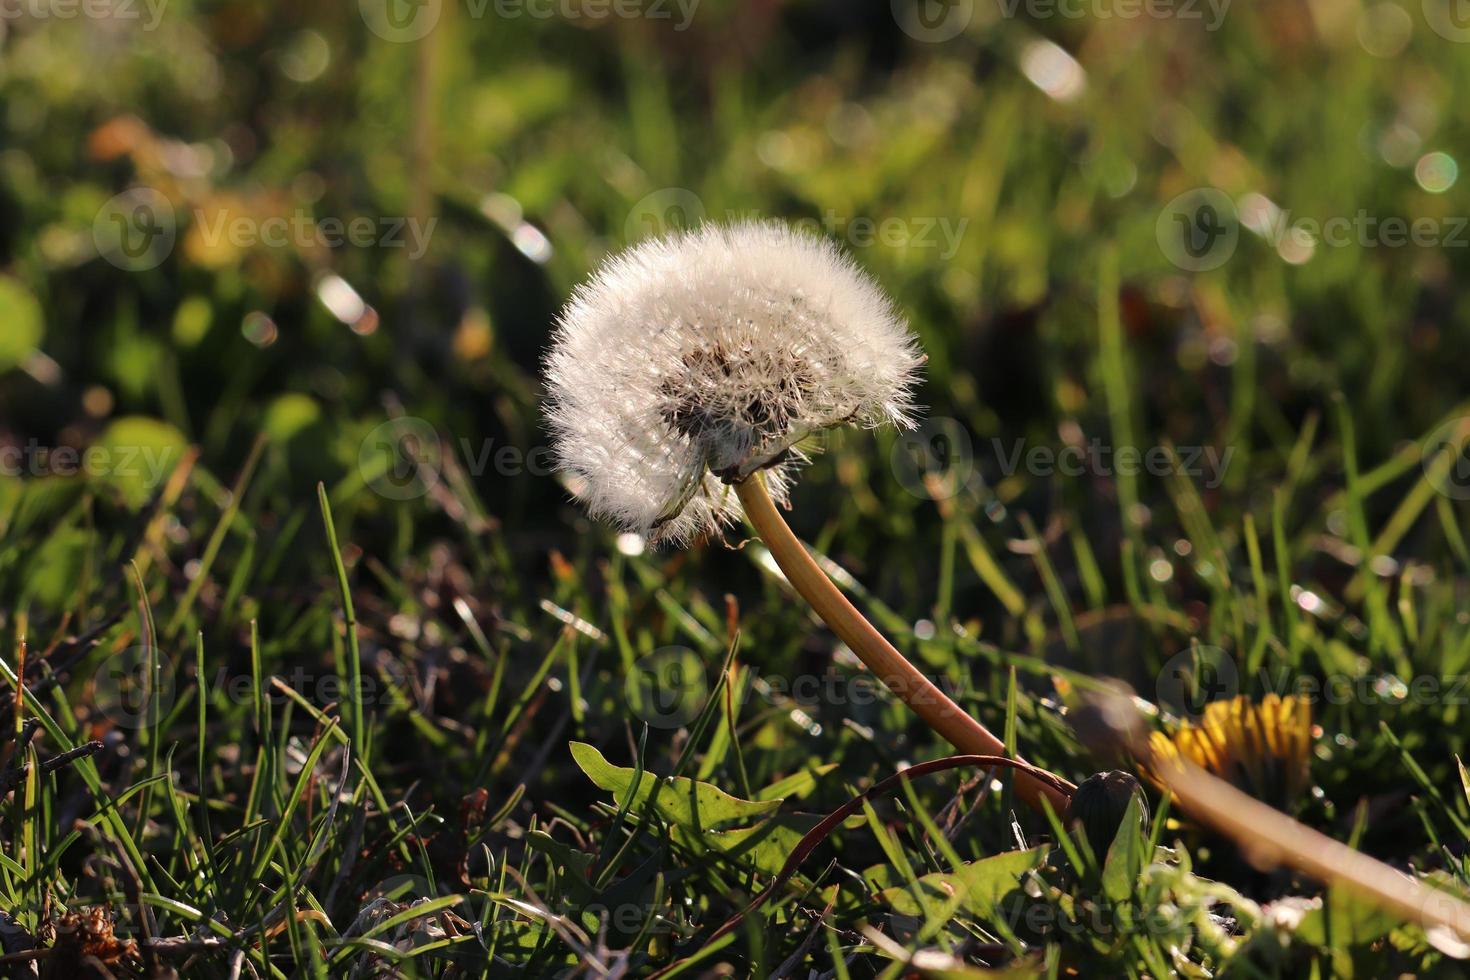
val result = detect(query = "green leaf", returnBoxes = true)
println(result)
[21,526,91,611]
[569,741,781,831]
[0,278,43,371]
[1100,793,1145,904]
[524,831,597,903]
[674,816,815,877]
[880,846,1048,920]
[756,764,838,802]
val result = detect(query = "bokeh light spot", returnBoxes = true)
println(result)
[1414,152,1458,193]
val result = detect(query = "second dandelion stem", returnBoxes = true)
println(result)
[734,474,1075,815]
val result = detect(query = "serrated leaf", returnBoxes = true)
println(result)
[569,741,780,831]
[880,846,1048,920]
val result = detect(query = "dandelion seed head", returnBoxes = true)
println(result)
[545,221,923,545]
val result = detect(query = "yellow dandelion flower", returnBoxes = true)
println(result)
[1146,694,1313,808]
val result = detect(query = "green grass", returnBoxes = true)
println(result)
[1,1,1470,975]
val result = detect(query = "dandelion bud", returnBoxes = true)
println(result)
[1067,770,1149,860]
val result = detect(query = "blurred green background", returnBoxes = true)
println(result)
[3,1,1470,973]
[6,0,1470,670]
[3,0,1468,521]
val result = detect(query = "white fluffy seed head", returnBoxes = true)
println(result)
[544,221,924,546]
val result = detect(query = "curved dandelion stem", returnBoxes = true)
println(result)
[734,473,1075,815]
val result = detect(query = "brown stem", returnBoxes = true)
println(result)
[734,474,1074,814]
[1145,746,1470,945]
